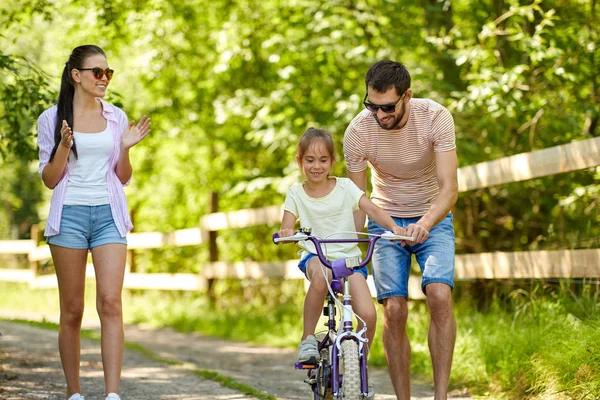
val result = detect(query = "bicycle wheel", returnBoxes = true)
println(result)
[312,331,333,399]
[340,340,361,400]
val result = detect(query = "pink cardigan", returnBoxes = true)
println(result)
[37,99,133,237]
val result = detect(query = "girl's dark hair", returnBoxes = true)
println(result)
[49,45,106,161]
[365,60,411,96]
[297,127,336,162]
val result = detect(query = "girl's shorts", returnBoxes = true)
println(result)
[298,253,369,280]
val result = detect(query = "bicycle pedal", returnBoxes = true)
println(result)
[294,362,317,369]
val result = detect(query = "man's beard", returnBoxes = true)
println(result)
[375,113,402,130]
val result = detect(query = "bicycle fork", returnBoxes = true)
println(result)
[331,278,370,399]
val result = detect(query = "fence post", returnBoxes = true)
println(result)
[29,224,39,279]
[206,192,219,308]
[127,208,137,273]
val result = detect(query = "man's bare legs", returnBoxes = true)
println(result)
[91,243,127,397]
[426,283,456,400]
[51,245,89,398]
[383,284,455,400]
[382,296,411,400]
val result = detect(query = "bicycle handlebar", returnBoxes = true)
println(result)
[272,230,414,278]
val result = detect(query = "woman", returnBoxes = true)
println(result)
[37,45,150,400]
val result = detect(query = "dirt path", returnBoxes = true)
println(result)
[0,321,255,400]
[0,319,473,399]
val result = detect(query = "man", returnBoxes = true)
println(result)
[344,60,458,400]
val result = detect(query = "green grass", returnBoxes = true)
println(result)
[2,279,599,398]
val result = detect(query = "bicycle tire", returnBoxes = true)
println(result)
[311,332,333,399]
[340,340,361,400]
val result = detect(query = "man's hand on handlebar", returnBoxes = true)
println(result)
[405,223,429,244]
[390,225,411,246]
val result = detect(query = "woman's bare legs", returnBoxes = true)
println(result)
[91,243,127,396]
[51,245,89,398]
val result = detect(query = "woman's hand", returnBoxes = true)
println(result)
[121,115,151,150]
[60,120,73,149]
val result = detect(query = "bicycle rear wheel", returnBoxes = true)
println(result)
[311,331,333,399]
[340,340,360,400]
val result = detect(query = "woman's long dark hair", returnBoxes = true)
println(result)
[49,45,106,162]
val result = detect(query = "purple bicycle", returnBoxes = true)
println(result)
[273,227,413,400]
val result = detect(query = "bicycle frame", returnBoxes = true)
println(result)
[306,235,377,398]
[274,229,412,399]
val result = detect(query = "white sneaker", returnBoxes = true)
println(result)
[105,394,121,400]
[67,394,84,400]
[297,335,320,364]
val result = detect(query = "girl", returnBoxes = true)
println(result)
[278,127,405,363]
[37,45,150,400]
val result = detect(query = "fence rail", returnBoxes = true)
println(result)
[1,137,599,295]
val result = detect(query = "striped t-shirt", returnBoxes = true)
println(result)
[343,98,455,218]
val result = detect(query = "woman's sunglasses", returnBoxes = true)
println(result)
[77,67,114,81]
[363,92,405,113]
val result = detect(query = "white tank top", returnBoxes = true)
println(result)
[64,124,113,206]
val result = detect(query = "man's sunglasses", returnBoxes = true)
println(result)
[363,92,405,113]
[77,67,114,81]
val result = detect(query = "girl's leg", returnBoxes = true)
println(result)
[349,274,377,357]
[50,245,88,397]
[303,257,331,339]
[91,243,127,396]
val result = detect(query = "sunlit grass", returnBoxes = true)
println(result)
[1,280,599,398]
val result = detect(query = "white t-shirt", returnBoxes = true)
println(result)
[64,124,113,205]
[283,177,364,261]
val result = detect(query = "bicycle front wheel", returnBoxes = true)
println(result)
[340,340,361,400]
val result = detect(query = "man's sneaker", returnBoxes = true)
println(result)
[105,394,121,400]
[67,394,84,400]
[297,335,320,364]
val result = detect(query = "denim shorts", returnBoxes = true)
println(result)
[368,213,455,302]
[299,253,369,280]
[46,204,127,249]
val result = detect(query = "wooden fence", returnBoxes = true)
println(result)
[1,136,599,298]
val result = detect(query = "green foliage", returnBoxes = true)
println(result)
[0,52,54,160]
[1,0,597,249]
[453,282,600,398]
[0,154,43,239]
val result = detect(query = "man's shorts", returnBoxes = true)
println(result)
[368,213,455,302]
[47,204,127,249]
[299,253,369,280]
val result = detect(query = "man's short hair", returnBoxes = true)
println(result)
[365,60,411,96]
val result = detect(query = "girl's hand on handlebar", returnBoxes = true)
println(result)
[406,223,429,244]
[277,228,296,244]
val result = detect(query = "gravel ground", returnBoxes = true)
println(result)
[0,319,473,399]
